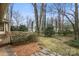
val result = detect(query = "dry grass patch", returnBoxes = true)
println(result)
[39,37,79,56]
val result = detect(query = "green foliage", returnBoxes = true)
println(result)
[19,25,28,31]
[58,31,62,35]
[10,34,38,44]
[11,26,18,31]
[63,30,73,36]
[11,25,28,31]
[65,40,79,48]
[44,26,55,37]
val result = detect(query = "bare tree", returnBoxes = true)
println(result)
[31,21,34,32]
[32,3,39,34]
[39,3,47,33]
[12,11,23,30]
[39,3,43,33]
[32,3,47,34]
[26,16,33,32]
[48,3,66,33]
[50,17,53,27]
[55,4,66,33]
[55,18,58,32]
[62,3,79,40]
[26,16,30,31]
[74,3,79,40]
[42,3,47,32]
[61,4,65,32]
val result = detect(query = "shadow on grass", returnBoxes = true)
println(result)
[64,39,79,48]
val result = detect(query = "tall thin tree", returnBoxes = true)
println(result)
[74,3,79,40]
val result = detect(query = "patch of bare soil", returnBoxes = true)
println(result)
[12,42,40,56]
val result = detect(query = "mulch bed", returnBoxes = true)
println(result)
[11,42,40,56]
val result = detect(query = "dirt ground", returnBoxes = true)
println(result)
[11,42,40,56]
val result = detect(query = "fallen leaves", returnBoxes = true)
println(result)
[12,42,40,56]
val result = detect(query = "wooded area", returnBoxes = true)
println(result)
[0,3,79,56]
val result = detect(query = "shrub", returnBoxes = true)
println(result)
[65,39,79,48]
[26,34,38,42]
[44,26,55,37]
[10,34,26,44]
[19,25,28,31]
[11,26,18,31]
[63,30,73,36]
[58,31,62,35]
[11,25,28,31]
[10,34,38,44]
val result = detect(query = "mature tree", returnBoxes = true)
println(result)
[31,21,34,32]
[32,3,47,34]
[26,16,34,32]
[62,3,79,40]
[32,3,39,33]
[39,3,43,33]
[54,18,58,32]
[52,4,61,33]
[39,3,47,33]
[61,4,65,32]
[26,16,30,31]
[48,3,66,33]
[41,3,47,32]
[74,3,79,40]
[12,11,23,30]
[50,17,54,27]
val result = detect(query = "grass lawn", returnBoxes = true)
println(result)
[38,36,79,56]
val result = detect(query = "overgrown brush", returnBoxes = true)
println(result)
[10,33,38,45]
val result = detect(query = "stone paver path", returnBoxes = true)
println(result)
[31,48,61,56]
[0,45,62,56]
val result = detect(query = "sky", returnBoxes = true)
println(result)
[12,3,35,25]
[13,3,75,18]
[13,3,34,18]
[12,3,75,26]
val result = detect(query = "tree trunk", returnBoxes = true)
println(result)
[33,3,39,34]
[74,3,79,40]
[61,9,64,33]
[39,3,43,33]
[58,11,61,33]
[39,3,46,33]
[42,4,46,32]
[55,18,58,32]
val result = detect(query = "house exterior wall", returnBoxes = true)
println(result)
[0,3,10,44]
